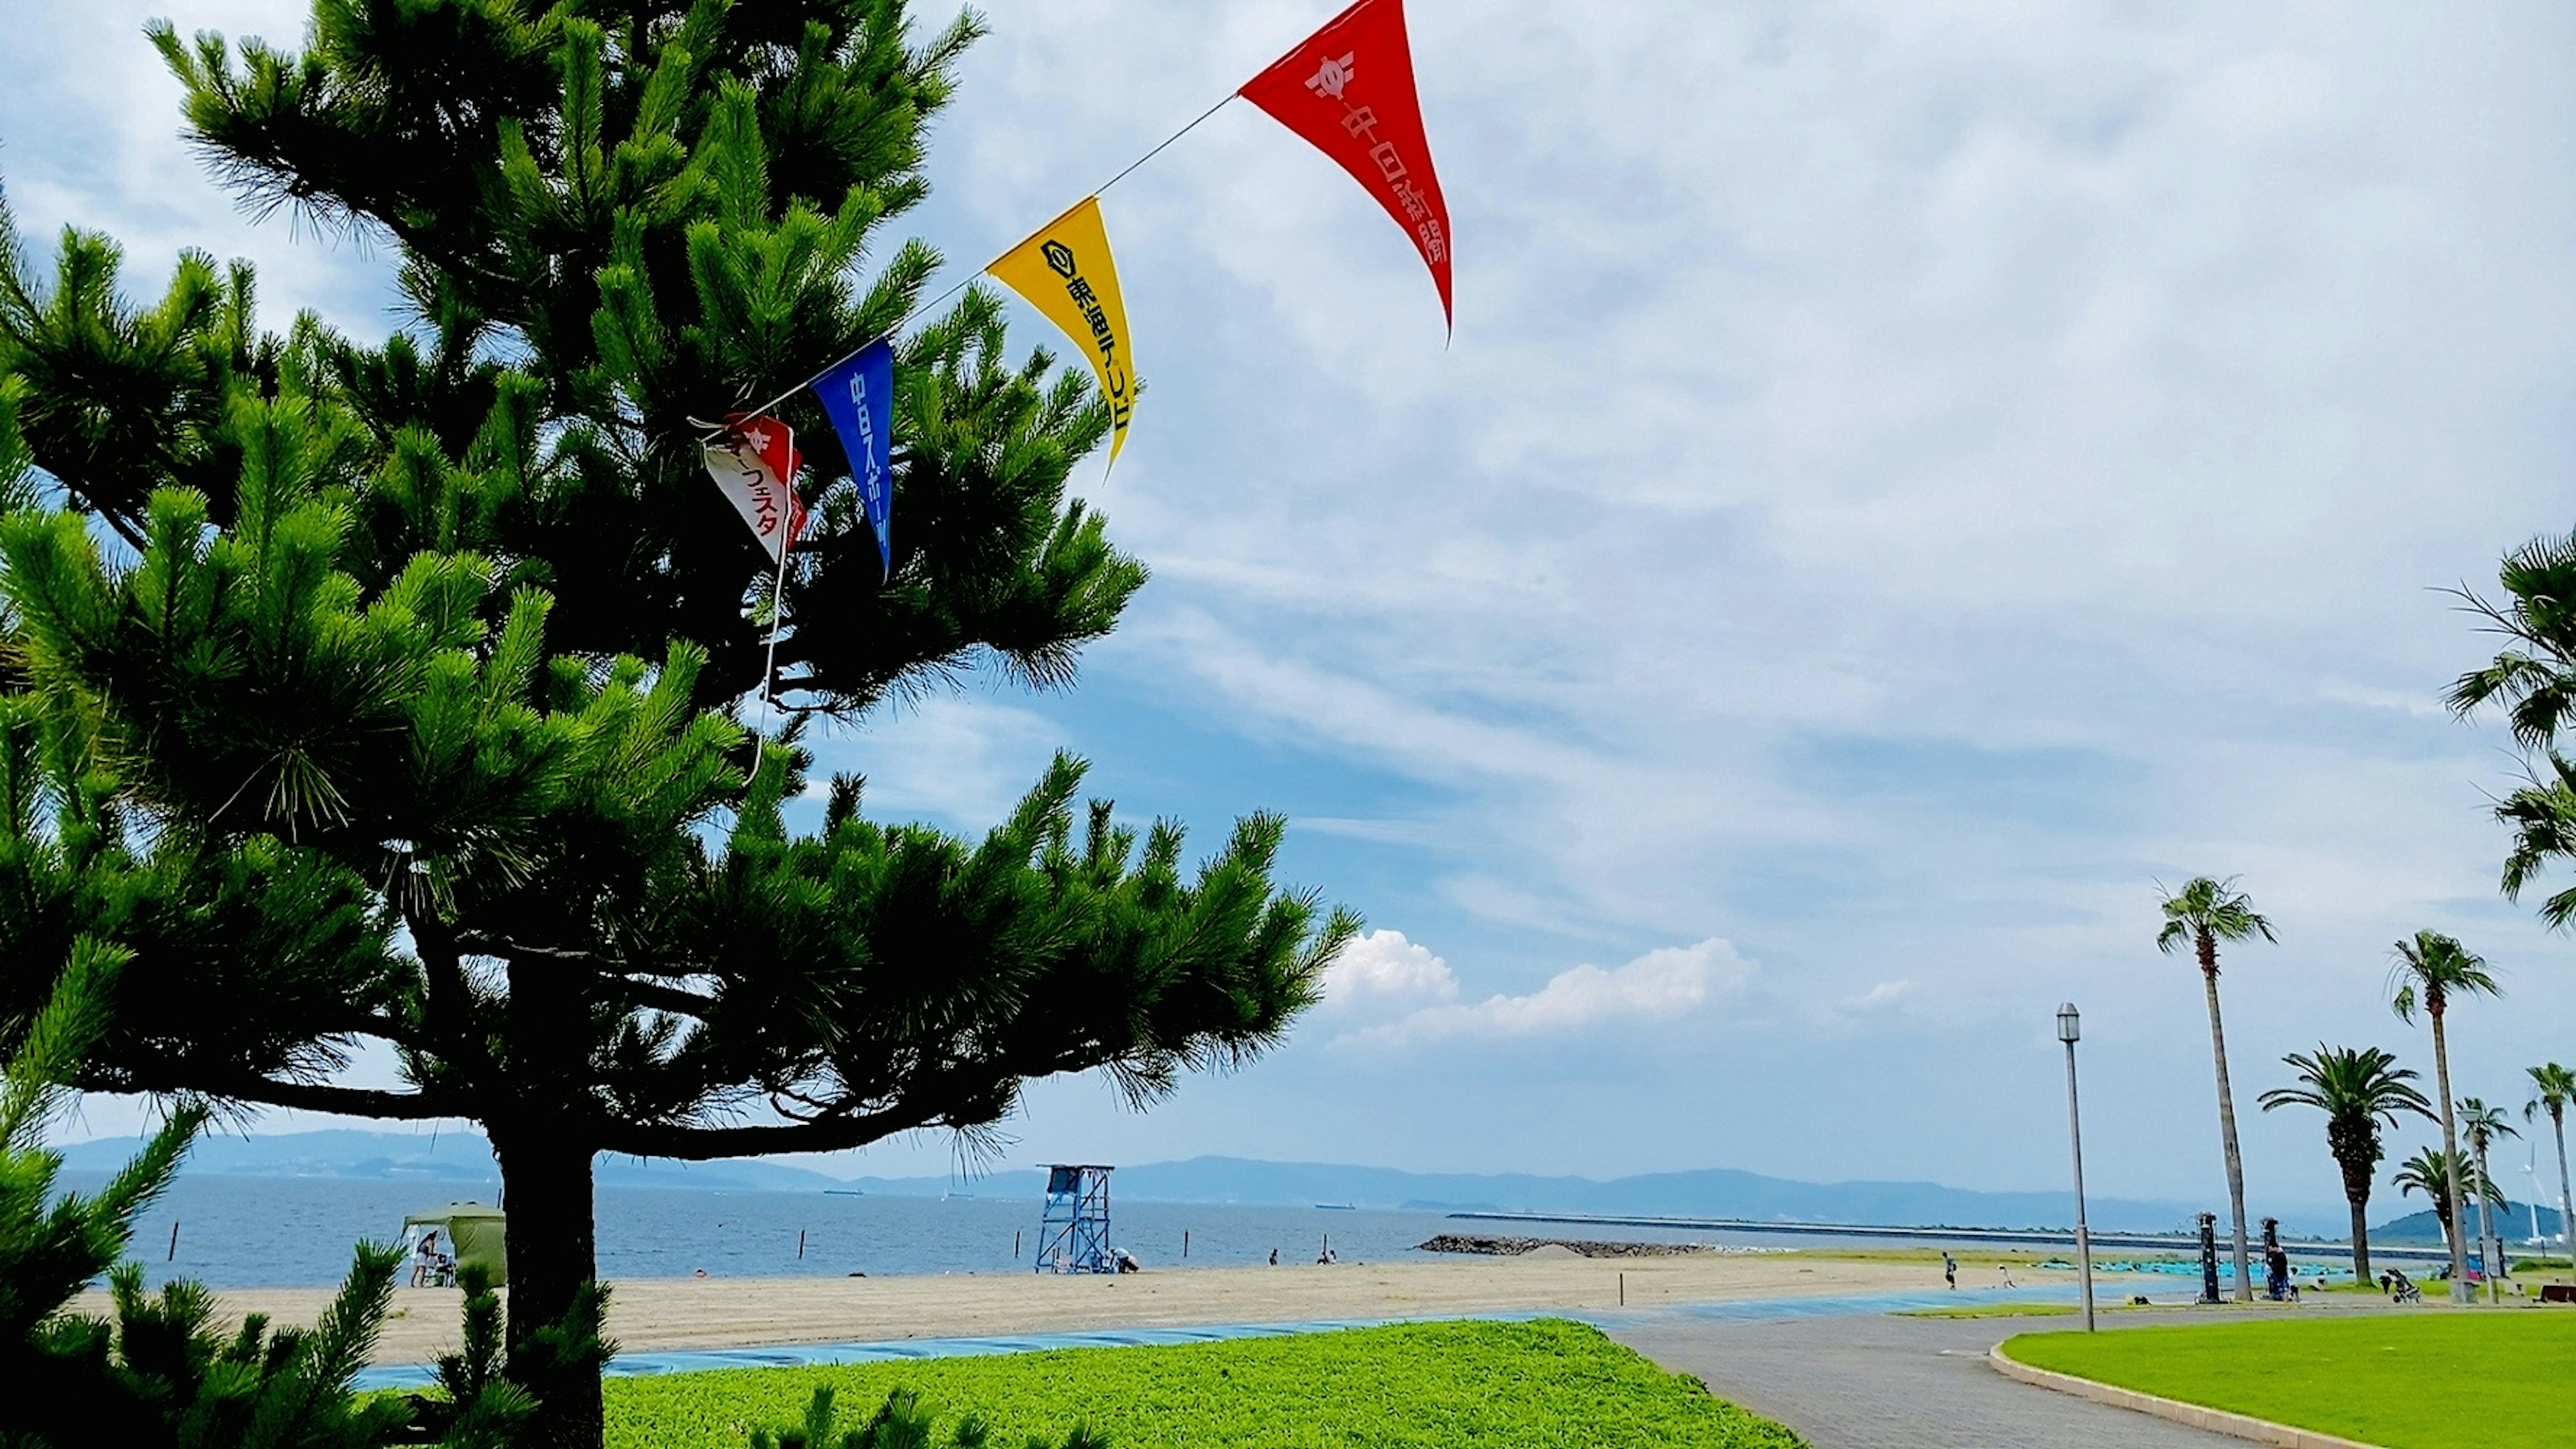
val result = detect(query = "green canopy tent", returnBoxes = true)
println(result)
[398,1203,506,1288]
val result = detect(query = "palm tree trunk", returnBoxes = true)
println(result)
[2473,1144,2498,1303]
[2338,1151,2373,1285]
[2200,949,2253,1301]
[2554,1110,2573,1271]
[2431,1011,2470,1302]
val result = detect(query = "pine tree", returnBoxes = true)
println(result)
[0,5,1356,1444]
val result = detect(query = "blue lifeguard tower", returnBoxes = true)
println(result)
[1035,1164,1113,1274]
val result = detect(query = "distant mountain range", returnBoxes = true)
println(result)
[58,1131,2350,1234]
[54,1129,846,1194]
[2368,1201,2567,1246]
[1022,1157,2326,1236]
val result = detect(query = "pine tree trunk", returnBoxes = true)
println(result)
[2431,1010,2470,1302]
[496,952,606,1449]
[2546,1110,2571,1267]
[492,1126,603,1449]
[2198,938,2253,1302]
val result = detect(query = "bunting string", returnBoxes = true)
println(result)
[698,0,1449,733]
[713,85,1250,436]
[714,0,1449,441]
[718,274,965,434]
[700,0,1450,724]
[1092,92,1237,199]
[757,543,788,733]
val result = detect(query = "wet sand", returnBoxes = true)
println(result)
[93,1252,2049,1366]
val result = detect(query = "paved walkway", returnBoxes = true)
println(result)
[1613,1311,2246,1448]
[354,1287,2072,1391]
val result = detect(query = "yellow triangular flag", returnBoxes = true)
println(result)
[987,196,1135,466]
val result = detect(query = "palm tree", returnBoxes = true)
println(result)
[2390,930,2502,1301]
[2526,1063,2576,1269]
[2394,1145,2502,1268]
[2492,754,2576,930]
[2157,876,2274,1301]
[2258,1045,2431,1283]
[2447,528,2576,749]
[2459,1097,2520,1301]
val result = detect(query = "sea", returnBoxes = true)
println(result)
[70,1173,1731,1289]
[70,1173,2362,1291]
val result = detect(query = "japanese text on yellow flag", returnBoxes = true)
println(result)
[987,196,1135,467]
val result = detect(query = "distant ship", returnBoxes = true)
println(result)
[1316,1203,1356,1211]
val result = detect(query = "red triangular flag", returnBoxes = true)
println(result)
[1239,0,1453,328]
[698,413,808,565]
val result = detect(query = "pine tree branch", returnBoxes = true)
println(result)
[34,463,150,549]
[596,1106,943,1161]
[409,910,495,1073]
[612,979,717,1018]
[419,928,472,1034]
[215,1077,454,1120]
[453,933,609,965]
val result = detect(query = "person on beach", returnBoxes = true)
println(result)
[1269,1248,1279,1267]
[1995,1263,2016,1288]
[1942,1252,1956,1290]
[410,1230,441,1289]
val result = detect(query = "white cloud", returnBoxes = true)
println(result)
[1841,980,1915,1015]
[2316,679,2451,720]
[803,694,1065,830]
[1333,936,1756,1048]
[1316,928,1459,1014]
[1,1,400,335]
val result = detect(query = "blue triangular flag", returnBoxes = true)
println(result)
[810,339,895,579]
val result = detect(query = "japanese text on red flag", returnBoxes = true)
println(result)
[1239,0,1454,327]
[698,415,808,566]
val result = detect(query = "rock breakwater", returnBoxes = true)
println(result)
[1417,1234,1707,1258]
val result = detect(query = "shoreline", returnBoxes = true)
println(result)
[79,1252,2112,1367]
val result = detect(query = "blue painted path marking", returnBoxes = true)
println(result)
[351,1285,2084,1391]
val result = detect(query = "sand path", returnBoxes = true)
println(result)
[94,1254,1993,1366]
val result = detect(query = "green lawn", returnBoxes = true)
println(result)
[604,1319,1803,1449]
[2002,1311,2576,1448]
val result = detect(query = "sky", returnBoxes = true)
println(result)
[9,0,2576,1220]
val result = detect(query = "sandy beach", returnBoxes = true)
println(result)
[94,1252,2062,1367]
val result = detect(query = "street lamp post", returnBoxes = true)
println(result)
[2058,1002,2096,1332]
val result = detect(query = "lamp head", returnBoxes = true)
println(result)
[2056,1002,2082,1044]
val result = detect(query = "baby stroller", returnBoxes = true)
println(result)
[2389,1269,2422,1304]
